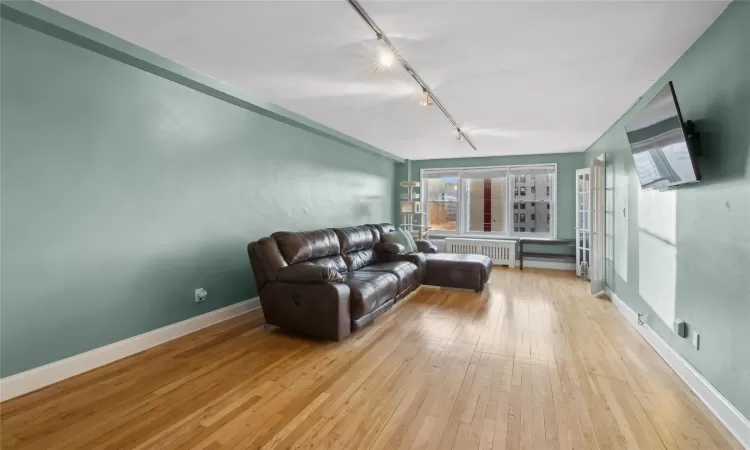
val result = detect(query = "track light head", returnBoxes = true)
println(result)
[456,129,464,141]
[420,89,433,107]
[376,46,395,70]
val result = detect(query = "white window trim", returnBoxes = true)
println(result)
[420,163,558,239]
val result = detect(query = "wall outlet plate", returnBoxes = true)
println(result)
[195,288,208,303]
[674,319,687,338]
[692,332,700,350]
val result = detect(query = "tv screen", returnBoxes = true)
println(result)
[625,82,700,189]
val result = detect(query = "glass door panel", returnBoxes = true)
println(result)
[575,168,591,277]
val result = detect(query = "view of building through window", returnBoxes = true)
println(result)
[511,171,554,234]
[424,177,458,231]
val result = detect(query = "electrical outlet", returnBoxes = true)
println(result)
[674,319,687,338]
[692,332,700,350]
[195,288,208,303]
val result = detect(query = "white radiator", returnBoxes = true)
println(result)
[444,238,516,267]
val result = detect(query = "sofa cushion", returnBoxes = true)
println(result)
[423,253,493,291]
[346,249,376,272]
[341,271,398,320]
[276,265,343,283]
[370,223,396,236]
[272,229,340,264]
[334,226,377,253]
[400,229,419,252]
[359,261,419,296]
[334,226,378,271]
[376,252,426,284]
[363,224,381,243]
[298,255,347,273]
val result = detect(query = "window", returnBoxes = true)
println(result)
[423,174,458,232]
[510,167,555,234]
[464,174,506,233]
[422,164,557,237]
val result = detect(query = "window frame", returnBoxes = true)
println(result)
[420,163,558,239]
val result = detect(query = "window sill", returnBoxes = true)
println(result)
[428,232,556,240]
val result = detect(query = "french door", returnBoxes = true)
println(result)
[590,156,606,294]
[575,168,590,277]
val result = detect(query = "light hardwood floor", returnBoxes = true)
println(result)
[0,268,741,449]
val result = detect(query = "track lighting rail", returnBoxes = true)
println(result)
[347,0,477,151]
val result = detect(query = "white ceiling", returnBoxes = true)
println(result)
[44,0,728,160]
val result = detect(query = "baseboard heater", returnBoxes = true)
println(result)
[444,238,516,267]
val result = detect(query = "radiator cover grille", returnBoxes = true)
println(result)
[444,238,516,267]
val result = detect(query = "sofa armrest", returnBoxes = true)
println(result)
[374,242,406,255]
[259,282,351,341]
[415,239,438,254]
[276,265,343,283]
[379,252,426,283]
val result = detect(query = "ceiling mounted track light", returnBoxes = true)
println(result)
[420,89,433,107]
[376,46,396,70]
[347,0,477,151]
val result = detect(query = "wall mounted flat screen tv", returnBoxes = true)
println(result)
[625,81,700,190]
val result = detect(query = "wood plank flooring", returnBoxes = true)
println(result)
[0,268,741,449]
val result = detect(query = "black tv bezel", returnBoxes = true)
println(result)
[627,81,701,190]
[668,81,701,184]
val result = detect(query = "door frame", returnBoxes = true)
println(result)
[575,168,591,277]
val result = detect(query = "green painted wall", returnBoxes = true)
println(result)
[0,16,395,377]
[584,2,749,417]
[396,153,586,239]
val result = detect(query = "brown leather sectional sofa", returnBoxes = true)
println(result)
[247,223,492,341]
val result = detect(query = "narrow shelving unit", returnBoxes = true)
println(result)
[399,181,428,239]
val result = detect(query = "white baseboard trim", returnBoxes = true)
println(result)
[605,288,750,449]
[0,297,261,402]
[519,260,576,271]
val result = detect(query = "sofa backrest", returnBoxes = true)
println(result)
[271,228,347,273]
[248,223,397,289]
[370,223,396,239]
[333,226,379,271]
